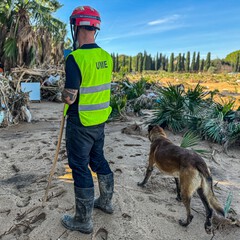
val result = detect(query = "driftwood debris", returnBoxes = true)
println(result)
[11,66,65,102]
[0,65,65,127]
[0,74,30,127]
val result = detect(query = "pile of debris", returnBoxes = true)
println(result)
[0,65,65,127]
[11,66,65,102]
[0,74,30,127]
[110,79,159,119]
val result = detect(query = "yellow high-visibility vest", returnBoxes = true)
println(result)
[64,48,112,126]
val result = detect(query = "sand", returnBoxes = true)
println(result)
[0,101,239,240]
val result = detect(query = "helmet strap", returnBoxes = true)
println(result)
[71,24,79,50]
[94,30,99,40]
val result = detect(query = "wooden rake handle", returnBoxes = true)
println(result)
[42,105,66,206]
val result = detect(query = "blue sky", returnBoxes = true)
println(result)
[55,0,240,59]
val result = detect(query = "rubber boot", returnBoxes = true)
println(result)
[61,187,94,234]
[94,173,114,214]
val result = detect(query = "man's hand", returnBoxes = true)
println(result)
[62,88,78,105]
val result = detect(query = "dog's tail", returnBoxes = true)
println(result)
[203,176,225,217]
[197,162,225,217]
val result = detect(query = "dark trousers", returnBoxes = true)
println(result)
[66,115,112,188]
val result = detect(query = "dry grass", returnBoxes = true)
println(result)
[126,71,240,109]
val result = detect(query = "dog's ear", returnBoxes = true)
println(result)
[148,124,154,133]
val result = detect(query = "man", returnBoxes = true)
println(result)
[61,6,114,234]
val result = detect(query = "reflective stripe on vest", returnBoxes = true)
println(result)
[79,101,109,111]
[79,83,111,94]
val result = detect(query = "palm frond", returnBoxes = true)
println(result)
[3,37,17,60]
[193,149,210,156]
[180,131,210,156]
[180,131,200,148]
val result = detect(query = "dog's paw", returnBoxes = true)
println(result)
[179,219,189,227]
[204,222,212,234]
[179,215,193,227]
[176,195,182,202]
[137,182,145,187]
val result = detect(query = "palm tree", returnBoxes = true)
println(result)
[51,27,67,65]
[0,0,66,69]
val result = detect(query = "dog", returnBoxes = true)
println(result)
[138,125,225,234]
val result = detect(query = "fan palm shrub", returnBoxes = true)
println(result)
[150,83,186,132]
[184,83,210,114]
[199,98,240,148]
[184,83,212,131]
[223,121,240,150]
[147,81,239,149]
[200,111,226,144]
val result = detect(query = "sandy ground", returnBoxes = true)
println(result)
[0,101,240,240]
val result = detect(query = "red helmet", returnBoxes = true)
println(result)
[70,6,101,30]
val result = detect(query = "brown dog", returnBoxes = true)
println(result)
[138,125,225,234]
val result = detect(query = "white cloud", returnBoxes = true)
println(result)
[98,23,185,43]
[98,14,185,44]
[148,14,181,26]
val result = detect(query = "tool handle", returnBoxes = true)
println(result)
[42,106,66,206]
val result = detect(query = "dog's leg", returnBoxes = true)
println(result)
[174,178,181,201]
[138,154,154,187]
[197,188,213,234]
[138,166,153,187]
[179,195,193,227]
[178,174,194,227]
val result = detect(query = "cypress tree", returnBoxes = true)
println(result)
[143,54,147,71]
[138,53,143,72]
[129,56,132,72]
[191,51,196,71]
[122,55,126,67]
[165,57,169,71]
[200,59,204,71]
[204,52,211,71]
[177,53,182,72]
[148,54,152,70]
[181,53,185,71]
[111,53,115,72]
[135,55,139,72]
[162,55,165,71]
[159,53,162,70]
[168,53,174,72]
[155,53,158,71]
[195,52,200,71]
[185,51,190,72]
